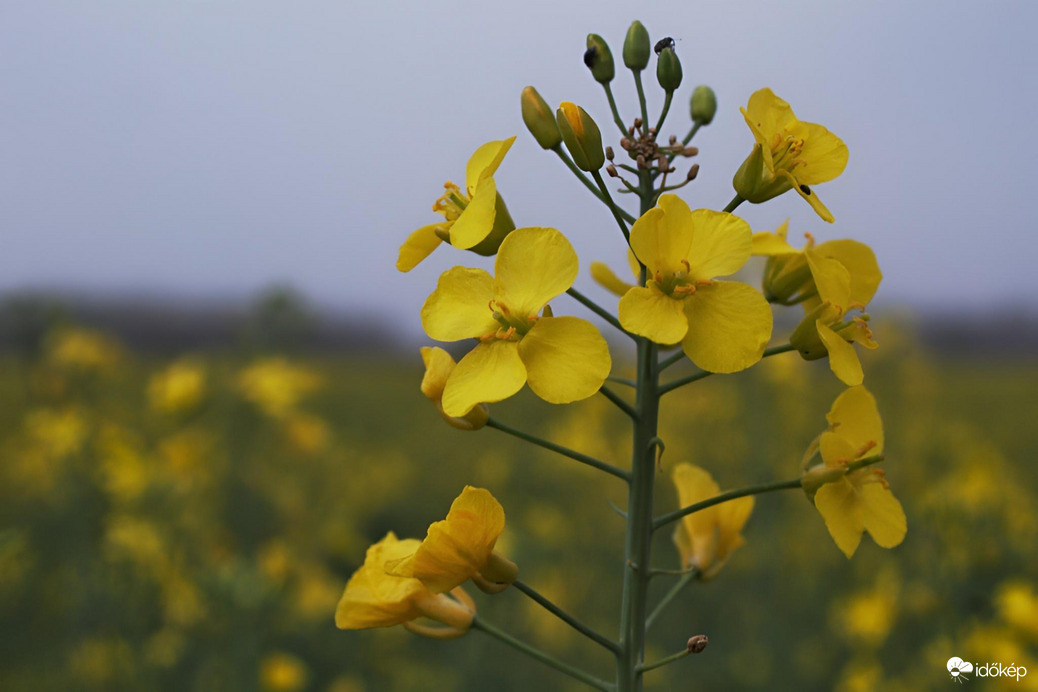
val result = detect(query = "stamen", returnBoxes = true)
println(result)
[680,259,691,273]
[854,440,878,458]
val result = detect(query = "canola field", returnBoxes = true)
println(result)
[1,325,1036,691]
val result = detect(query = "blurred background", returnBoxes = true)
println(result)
[2,1,1037,691]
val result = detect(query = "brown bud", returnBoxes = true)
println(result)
[687,634,709,654]
[606,164,618,177]
[687,164,700,181]
[605,146,615,161]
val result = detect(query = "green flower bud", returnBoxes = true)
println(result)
[584,34,615,84]
[469,193,516,257]
[623,20,650,71]
[520,86,562,150]
[556,102,605,171]
[690,85,717,125]
[733,142,792,203]
[656,47,682,92]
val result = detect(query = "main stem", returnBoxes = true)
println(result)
[616,171,659,692]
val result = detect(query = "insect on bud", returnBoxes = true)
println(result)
[687,635,709,654]
[656,46,682,92]
[623,20,650,71]
[521,86,563,150]
[690,85,717,125]
[584,34,615,84]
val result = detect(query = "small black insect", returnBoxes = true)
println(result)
[654,37,675,54]
[799,184,812,196]
[583,46,597,68]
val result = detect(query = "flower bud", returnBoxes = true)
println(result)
[521,86,562,150]
[623,20,650,71]
[690,85,717,125]
[584,34,615,84]
[761,253,813,304]
[556,102,605,171]
[656,46,682,92]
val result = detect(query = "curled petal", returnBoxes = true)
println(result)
[817,320,864,386]
[465,137,515,195]
[398,224,446,273]
[449,176,498,250]
[591,261,636,297]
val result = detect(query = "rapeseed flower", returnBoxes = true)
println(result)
[616,194,771,373]
[148,360,206,414]
[420,347,488,430]
[671,463,754,580]
[397,137,516,272]
[387,486,516,594]
[335,532,475,638]
[734,88,848,222]
[801,386,906,558]
[421,227,611,417]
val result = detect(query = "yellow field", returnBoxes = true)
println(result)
[1,325,1036,691]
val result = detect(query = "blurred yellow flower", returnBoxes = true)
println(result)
[996,580,1038,640]
[387,486,516,594]
[148,359,206,414]
[617,194,772,373]
[335,532,475,638]
[832,570,900,647]
[238,358,321,418]
[803,386,906,558]
[46,326,122,372]
[260,651,309,692]
[670,463,754,579]
[24,407,87,459]
[420,346,488,430]
[283,412,330,454]
[421,226,611,417]
[734,88,848,222]
[398,137,516,272]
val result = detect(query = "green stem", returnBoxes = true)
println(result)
[513,579,621,654]
[603,83,628,136]
[651,454,886,531]
[633,71,650,136]
[607,376,638,388]
[722,194,745,214]
[645,570,698,631]
[599,385,638,420]
[472,617,614,692]
[637,647,692,674]
[591,169,632,243]
[659,344,796,396]
[657,351,685,372]
[566,287,632,339]
[554,147,636,224]
[486,417,628,481]
[653,91,673,135]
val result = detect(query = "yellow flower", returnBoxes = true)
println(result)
[259,652,309,692]
[616,195,772,373]
[237,358,321,419]
[671,463,754,580]
[590,249,640,297]
[734,88,848,222]
[387,486,517,594]
[335,532,475,638]
[46,327,121,372]
[148,360,206,414]
[421,227,611,417]
[420,347,488,430]
[397,137,516,272]
[752,221,882,310]
[802,386,906,558]
[790,302,878,386]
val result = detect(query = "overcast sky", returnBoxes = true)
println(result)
[2,1,1036,333]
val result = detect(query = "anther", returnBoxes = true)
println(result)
[680,259,691,272]
[854,440,878,458]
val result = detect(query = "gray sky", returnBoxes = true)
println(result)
[2,1,1036,333]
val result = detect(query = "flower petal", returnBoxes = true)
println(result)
[825,386,884,457]
[780,170,835,223]
[814,479,864,558]
[441,341,526,418]
[591,261,636,297]
[861,482,907,549]
[449,176,498,250]
[681,282,772,373]
[335,532,427,629]
[465,137,515,195]
[397,223,446,273]
[395,486,506,593]
[817,320,864,386]
[789,121,848,186]
[629,195,695,275]
[751,220,796,257]
[814,240,882,306]
[742,88,797,169]
[618,284,688,344]
[420,346,456,401]
[687,209,753,280]
[495,227,578,317]
[671,463,721,570]
[518,316,611,404]
[421,267,498,341]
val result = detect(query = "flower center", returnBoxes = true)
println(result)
[769,133,805,172]
[432,181,470,222]
[655,260,712,298]
[480,300,539,342]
